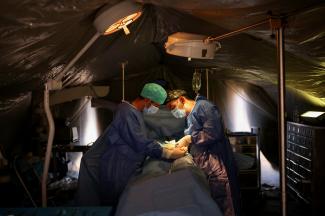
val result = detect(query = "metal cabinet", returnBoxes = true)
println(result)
[227,129,261,193]
[286,121,325,213]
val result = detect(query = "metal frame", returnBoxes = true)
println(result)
[207,16,287,216]
[274,19,287,216]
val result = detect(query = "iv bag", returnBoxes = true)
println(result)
[192,70,201,94]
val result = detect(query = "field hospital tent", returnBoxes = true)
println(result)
[0,0,324,214]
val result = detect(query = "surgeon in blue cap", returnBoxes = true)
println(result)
[166,90,241,216]
[76,83,187,206]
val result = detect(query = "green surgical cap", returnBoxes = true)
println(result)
[140,83,167,104]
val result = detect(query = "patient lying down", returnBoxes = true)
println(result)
[137,140,197,179]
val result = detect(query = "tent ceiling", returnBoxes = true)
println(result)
[0,0,324,106]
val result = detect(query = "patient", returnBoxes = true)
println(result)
[138,107,197,178]
[140,141,196,178]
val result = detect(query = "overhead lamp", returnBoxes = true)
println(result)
[42,0,142,207]
[94,1,142,35]
[165,32,221,61]
[54,0,143,83]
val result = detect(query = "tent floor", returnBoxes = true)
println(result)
[241,188,310,216]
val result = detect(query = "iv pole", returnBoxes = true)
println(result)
[206,68,209,100]
[121,61,128,101]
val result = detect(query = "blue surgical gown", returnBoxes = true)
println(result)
[185,96,241,216]
[76,101,162,206]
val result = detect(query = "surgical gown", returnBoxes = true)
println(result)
[76,101,162,206]
[185,96,241,216]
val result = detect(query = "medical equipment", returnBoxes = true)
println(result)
[42,1,143,206]
[164,32,221,61]
[192,70,201,95]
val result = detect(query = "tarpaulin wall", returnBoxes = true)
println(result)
[0,0,324,188]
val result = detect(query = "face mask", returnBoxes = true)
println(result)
[171,107,186,118]
[143,104,159,114]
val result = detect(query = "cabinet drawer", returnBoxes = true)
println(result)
[288,124,313,138]
[287,183,311,204]
[231,144,256,154]
[287,160,311,180]
[286,150,311,170]
[287,142,311,159]
[228,136,256,145]
[287,133,313,149]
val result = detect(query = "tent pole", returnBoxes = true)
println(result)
[275,19,287,216]
[42,83,55,207]
[206,15,289,215]
[121,62,127,101]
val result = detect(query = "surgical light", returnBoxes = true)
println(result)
[165,32,221,61]
[301,111,325,118]
[94,1,142,35]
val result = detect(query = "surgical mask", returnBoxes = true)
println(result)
[171,107,186,118]
[143,105,159,114]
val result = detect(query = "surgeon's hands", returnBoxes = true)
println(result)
[162,146,187,159]
[176,135,192,148]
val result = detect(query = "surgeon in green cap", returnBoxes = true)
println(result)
[76,83,187,206]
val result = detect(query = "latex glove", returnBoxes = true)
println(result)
[161,147,187,159]
[177,146,188,152]
[176,135,192,148]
